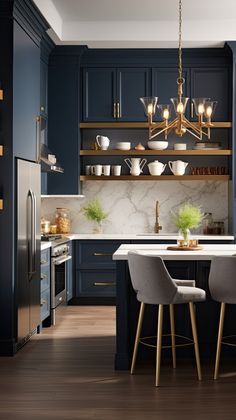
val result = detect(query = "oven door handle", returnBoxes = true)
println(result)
[54,255,72,265]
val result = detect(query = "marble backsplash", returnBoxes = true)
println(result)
[41,181,229,234]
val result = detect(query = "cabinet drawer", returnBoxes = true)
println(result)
[76,270,116,297]
[40,248,50,266]
[40,265,50,293]
[75,241,122,269]
[40,288,50,321]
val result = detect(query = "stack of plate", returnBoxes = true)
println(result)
[194,142,221,150]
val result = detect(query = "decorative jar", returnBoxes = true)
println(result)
[55,208,71,234]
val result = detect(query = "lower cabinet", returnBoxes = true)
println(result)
[74,240,126,302]
[40,248,51,321]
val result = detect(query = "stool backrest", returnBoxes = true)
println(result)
[209,256,236,304]
[128,252,178,304]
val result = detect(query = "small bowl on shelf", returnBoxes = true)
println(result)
[115,142,131,151]
[147,141,168,150]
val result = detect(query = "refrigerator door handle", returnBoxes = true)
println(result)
[32,191,37,274]
[28,189,36,278]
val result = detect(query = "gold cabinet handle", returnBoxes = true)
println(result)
[93,253,113,256]
[113,103,117,118]
[117,102,120,118]
[0,89,3,100]
[40,274,47,280]
[191,102,194,118]
[40,299,47,306]
[94,282,116,286]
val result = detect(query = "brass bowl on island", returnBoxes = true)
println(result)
[147,141,168,150]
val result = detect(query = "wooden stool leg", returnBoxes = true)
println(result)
[189,302,202,381]
[214,302,226,380]
[156,304,164,387]
[131,302,145,374]
[169,304,176,369]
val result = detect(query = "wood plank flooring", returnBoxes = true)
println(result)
[1,306,236,419]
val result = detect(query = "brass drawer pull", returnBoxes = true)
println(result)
[93,253,113,257]
[40,259,47,265]
[94,282,116,287]
[40,274,47,280]
[40,299,47,306]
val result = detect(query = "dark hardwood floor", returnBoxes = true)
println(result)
[0,306,236,419]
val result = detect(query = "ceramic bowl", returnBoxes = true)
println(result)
[116,142,131,151]
[147,141,168,150]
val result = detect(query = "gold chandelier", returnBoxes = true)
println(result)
[140,0,217,141]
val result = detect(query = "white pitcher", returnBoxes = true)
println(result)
[96,135,110,150]
[168,160,188,176]
[148,160,166,176]
[124,158,147,176]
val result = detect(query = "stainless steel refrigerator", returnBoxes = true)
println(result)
[17,158,41,347]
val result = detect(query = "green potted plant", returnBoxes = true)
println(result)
[82,198,108,233]
[172,203,204,246]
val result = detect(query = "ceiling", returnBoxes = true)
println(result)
[33,0,236,48]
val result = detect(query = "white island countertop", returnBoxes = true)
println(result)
[113,244,236,261]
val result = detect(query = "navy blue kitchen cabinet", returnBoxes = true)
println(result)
[82,68,116,121]
[82,67,151,122]
[152,68,190,120]
[66,242,73,302]
[13,21,40,162]
[40,59,48,116]
[74,240,128,301]
[191,68,230,121]
[117,68,151,121]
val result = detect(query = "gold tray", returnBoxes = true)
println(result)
[166,246,203,251]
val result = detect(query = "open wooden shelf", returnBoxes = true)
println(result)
[0,145,3,156]
[80,175,230,181]
[80,121,232,129]
[80,149,232,156]
[0,199,3,210]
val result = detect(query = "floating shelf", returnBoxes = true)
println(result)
[0,199,3,210]
[80,122,232,129]
[80,149,232,156]
[0,145,3,156]
[80,175,230,181]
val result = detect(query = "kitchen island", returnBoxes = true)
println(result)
[113,244,236,370]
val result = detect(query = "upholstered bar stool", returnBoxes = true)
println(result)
[209,256,236,380]
[128,252,206,387]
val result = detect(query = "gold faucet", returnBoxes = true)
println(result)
[155,200,162,233]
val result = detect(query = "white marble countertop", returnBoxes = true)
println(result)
[41,242,52,251]
[113,244,236,261]
[67,233,234,240]
[41,233,235,250]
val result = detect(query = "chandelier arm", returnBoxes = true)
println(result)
[150,118,179,139]
[183,118,209,137]
[184,128,202,141]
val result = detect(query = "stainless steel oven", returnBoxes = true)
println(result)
[51,239,71,325]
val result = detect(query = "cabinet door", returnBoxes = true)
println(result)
[40,59,48,115]
[82,68,116,121]
[191,68,229,121]
[117,68,150,121]
[13,22,40,161]
[152,68,190,121]
[76,270,116,297]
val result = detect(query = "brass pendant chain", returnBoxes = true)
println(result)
[178,0,183,82]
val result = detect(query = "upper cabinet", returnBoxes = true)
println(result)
[83,68,116,121]
[13,22,40,162]
[152,68,190,121]
[191,68,230,121]
[40,59,48,116]
[82,67,151,122]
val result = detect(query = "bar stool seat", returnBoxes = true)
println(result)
[209,256,236,379]
[128,251,206,387]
